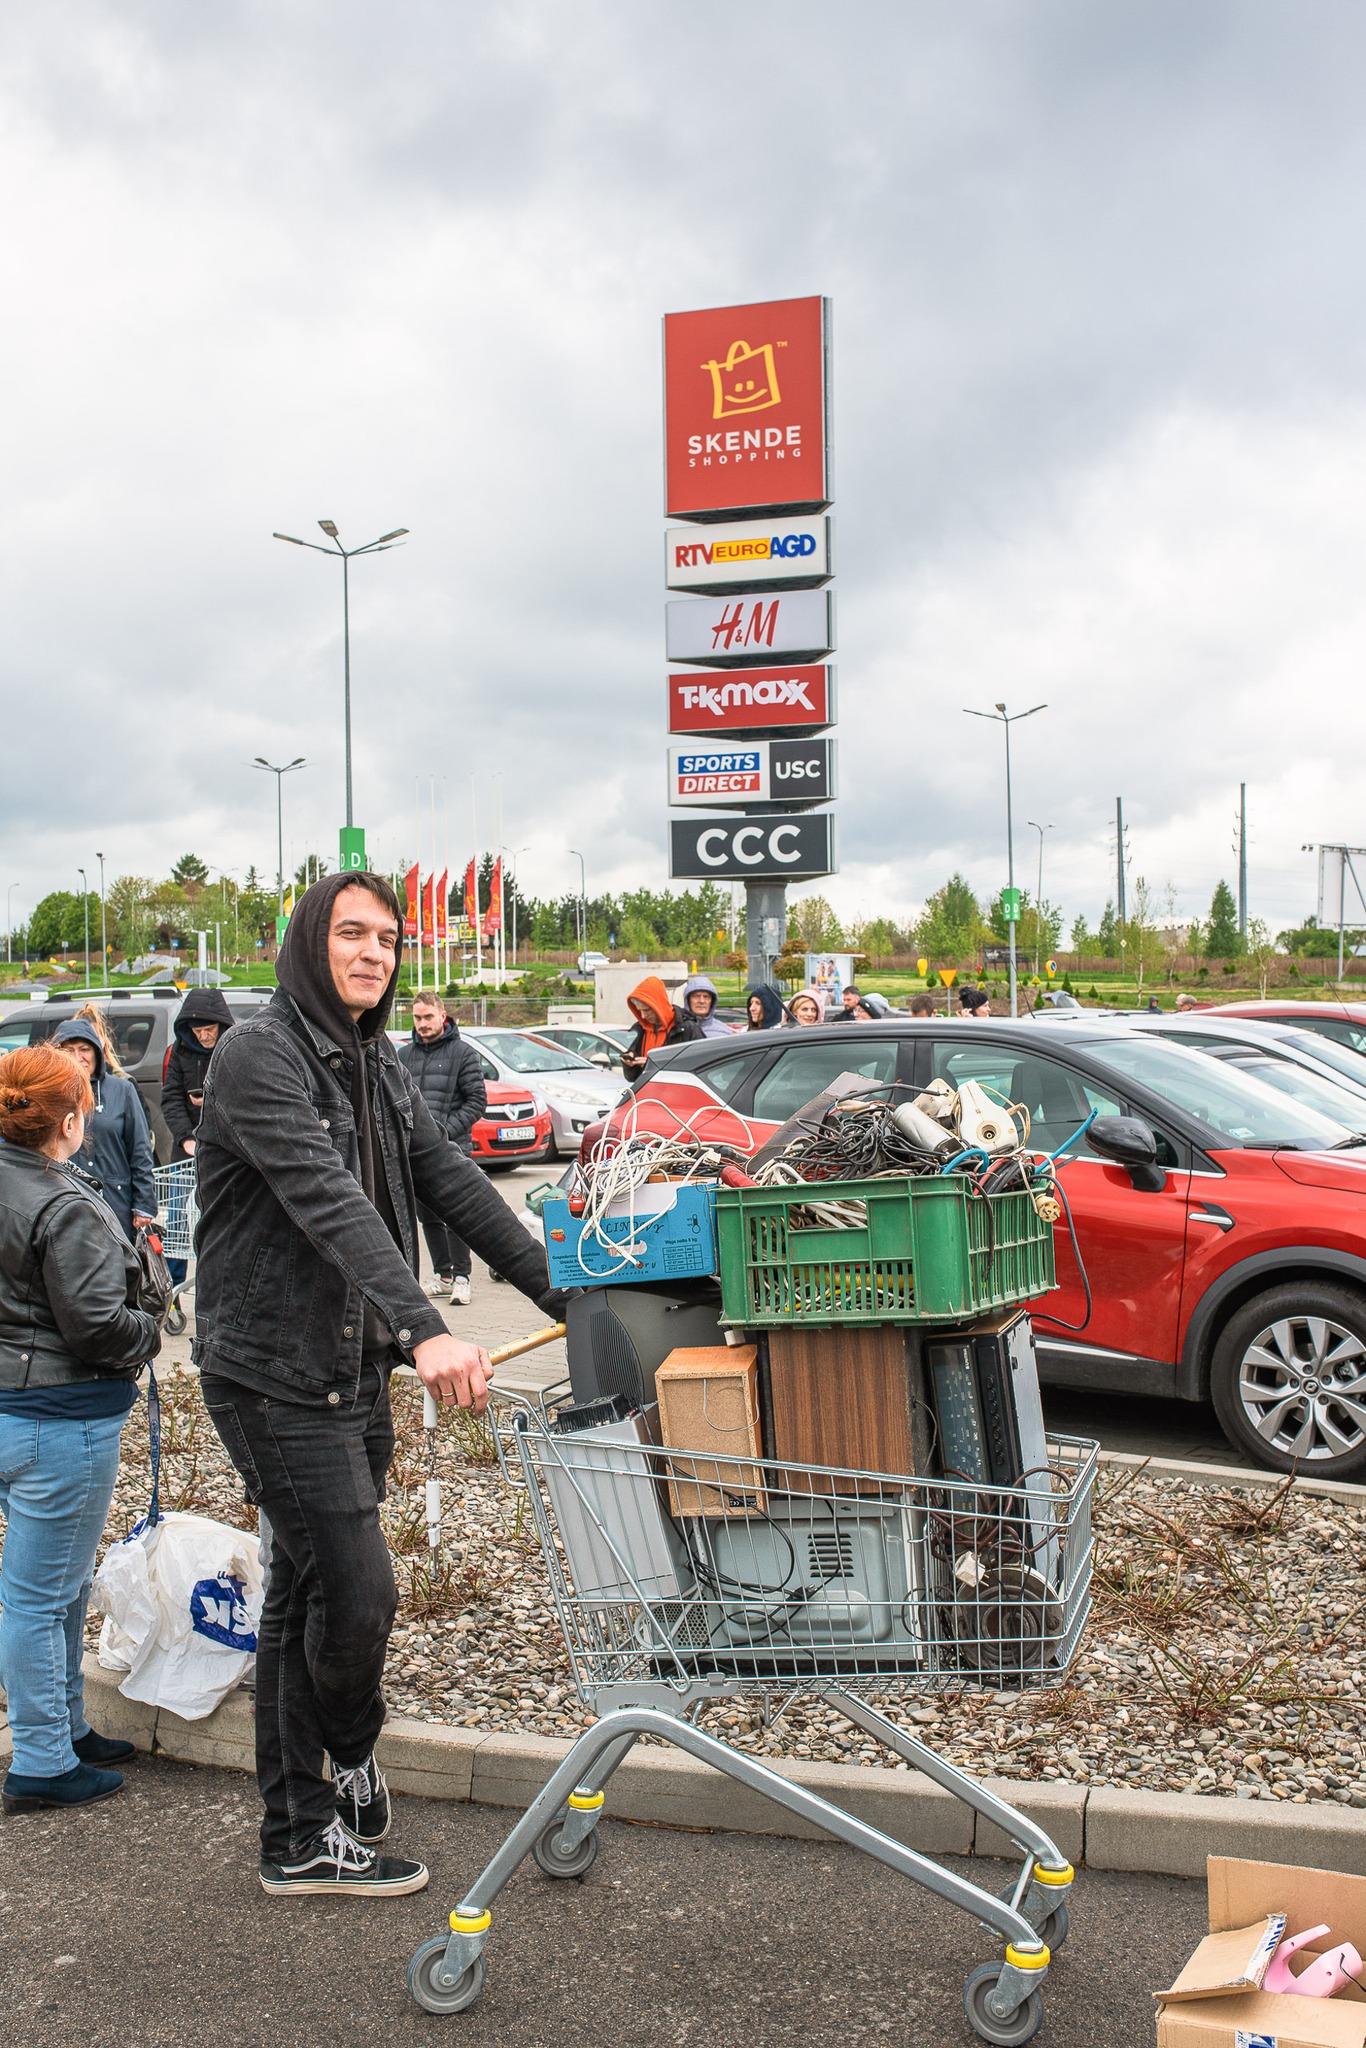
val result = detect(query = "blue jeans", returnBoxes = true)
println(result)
[0,1413,126,1777]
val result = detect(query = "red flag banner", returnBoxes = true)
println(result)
[482,857,503,941]
[403,864,419,939]
[420,873,435,947]
[435,870,449,943]
[463,858,477,926]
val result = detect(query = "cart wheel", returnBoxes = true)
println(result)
[963,1963,1044,2046]
[995,1880,1070,1950]
[533,1819,600,1878]
[407,1937,486,2014]
[165,1301,187,1336]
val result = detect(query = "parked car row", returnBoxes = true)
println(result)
[600,999,1366,1480]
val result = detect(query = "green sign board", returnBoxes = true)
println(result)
[1001,886,1022,924]
[339,826,367,873]
[275,914,289,944]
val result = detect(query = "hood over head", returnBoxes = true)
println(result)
[788,987,827,1023]
[276,873,401,1050]
[52,1017,107,1082]
[861,992,893,1017]
[627,975,675,1031]
[681,973,730,1037]
[744,985,786,1030]
[174,988,235,1048]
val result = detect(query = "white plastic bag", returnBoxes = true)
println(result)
[92,1510,264,1720]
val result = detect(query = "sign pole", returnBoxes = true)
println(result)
[745,881,786,991]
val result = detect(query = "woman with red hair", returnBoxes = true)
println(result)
[0,1044,163,1815]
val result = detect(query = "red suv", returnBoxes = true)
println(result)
[608,1020,1366,1478]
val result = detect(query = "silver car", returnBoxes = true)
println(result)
[527,1024,633,1072]
[462,1028,626,1155]
[1127,1015,1366,1134]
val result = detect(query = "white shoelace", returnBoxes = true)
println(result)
[332,1758,375,1808]
[312,1818,373,1876]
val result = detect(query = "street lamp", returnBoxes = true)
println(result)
[253,757,307,936]
[77,867,89,985]
[502,845,530,965]
[272,520,408,870]
[569,850,587,964]
[5,884,16,966]
[963,701,1047,1018]
[95,851,108,987]
[1026,821,1053,979]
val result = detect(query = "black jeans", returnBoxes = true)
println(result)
[418,1203,470,1282]
[200,1368,397,1861]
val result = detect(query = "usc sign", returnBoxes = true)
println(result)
[663,297,831,521]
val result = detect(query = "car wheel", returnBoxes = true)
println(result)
[1211,1283,1366,1478]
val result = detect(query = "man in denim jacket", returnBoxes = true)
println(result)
[194,872,565,1898]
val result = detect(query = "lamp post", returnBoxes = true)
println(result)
[5,884,16,965]
[569,850,587,965]
[253,757,307,942]
[963,701,1047,1018]
[1026,821,1053,978]
[95,851,108,986]
[272,521,408,871]
[77,867,90,984]
[502,846,529,966]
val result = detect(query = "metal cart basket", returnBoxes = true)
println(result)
[151,1160,197,1336]
[407,1388,1096,2044]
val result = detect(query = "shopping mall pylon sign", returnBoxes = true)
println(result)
[663,296,831,521]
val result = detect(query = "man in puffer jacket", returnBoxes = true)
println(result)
[397,993,487,1304]
[679,973,732,1038]
[163,989,235,1159]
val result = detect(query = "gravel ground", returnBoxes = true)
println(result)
[69,1371,1366,1809]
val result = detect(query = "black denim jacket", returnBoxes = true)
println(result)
[192,991,561,1402]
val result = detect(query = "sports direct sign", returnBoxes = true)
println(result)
[663,296,831,520]
[665,589,833,667]
[667,738,836,808]
[665,515,830,594]
[667,663,835,734]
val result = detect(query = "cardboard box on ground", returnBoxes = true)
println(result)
[1157,1858,1366,2046]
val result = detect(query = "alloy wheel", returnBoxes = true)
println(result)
[1237,1314,1366,1462]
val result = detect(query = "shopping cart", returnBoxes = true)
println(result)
[407,1387,1096,2044]
[151,1160,197,1336]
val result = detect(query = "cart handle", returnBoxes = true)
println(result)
[392,1322,566,1387]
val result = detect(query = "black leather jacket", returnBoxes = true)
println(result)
[192,991,563,1403]
[396,1020,486,1154]
[0,1144,162,1390]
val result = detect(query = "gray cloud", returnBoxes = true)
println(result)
[3,1,1366,936]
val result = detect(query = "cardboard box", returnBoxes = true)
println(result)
[1157,1858,1366,2047]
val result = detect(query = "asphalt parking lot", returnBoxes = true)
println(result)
[0,1752,1203,2048]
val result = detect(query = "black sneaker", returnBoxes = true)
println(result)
[332,1752,391,1844]
[259,1819,428,1897]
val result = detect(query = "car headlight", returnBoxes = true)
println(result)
[545,1087,606,1107]
[530,1093,549,1116]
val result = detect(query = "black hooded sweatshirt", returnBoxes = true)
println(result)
[163,989,235,1154]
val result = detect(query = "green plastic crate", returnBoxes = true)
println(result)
[715,1173,1056,1327]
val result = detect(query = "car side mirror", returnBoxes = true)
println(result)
[590,1052,612,1067]
[1086,1114,1167,1193]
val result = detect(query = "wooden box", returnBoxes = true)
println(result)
[766,1327,933,1490]
[655,1345,765,1517]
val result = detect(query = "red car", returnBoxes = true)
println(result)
[603,1019,1366,1478]
[470,1079,552,1172]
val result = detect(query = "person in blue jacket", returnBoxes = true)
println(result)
[50,1019,155,1242]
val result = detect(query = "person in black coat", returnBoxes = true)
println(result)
[49,1019,155,1242]
[396,992,487,1305]
[163,989,235,1158]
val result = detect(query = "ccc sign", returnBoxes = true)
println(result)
[669,812,836,881]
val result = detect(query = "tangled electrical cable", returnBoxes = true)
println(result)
[566,1130,750,1279]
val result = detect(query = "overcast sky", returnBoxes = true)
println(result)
[3,1,1365,937]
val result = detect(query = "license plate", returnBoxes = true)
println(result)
[495,1126,535,1142]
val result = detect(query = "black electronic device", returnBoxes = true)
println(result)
[565,1280,726,1411]
[919,1310,1048,1490]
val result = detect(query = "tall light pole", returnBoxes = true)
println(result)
[1026,820,1053,978]
[253,757,307,942]
[272,520,408,872]
[77,867,90,985]
[5,884,16,965]
[569,850,587,964]
[502,845,529,965]
[963,702,1047,1018]
[95,851,108,986]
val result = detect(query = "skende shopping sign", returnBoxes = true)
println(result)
[667,738,835,808]
[665,514,831,595]
[669,810,836,881]
[663,296,831,521]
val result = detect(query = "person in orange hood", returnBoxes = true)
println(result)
[620,975,702,1080]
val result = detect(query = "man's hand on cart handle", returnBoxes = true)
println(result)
[412,1333,494,1416]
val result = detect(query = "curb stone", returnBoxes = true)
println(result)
[81,1657,1366,1877]
[1097,1446,1366,1506]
